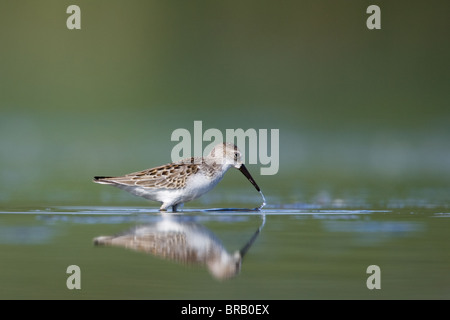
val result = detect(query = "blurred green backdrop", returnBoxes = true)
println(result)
[1,1,449,206]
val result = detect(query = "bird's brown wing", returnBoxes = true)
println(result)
[95,162,199,189]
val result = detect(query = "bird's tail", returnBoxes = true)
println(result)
[93,236,114,245]
[92,176,114,184]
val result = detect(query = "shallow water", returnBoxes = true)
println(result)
[1,204,449,299]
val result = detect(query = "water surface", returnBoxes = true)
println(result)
[1,204,448,299]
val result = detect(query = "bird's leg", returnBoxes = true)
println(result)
[171,203,184,212]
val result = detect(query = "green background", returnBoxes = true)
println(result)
[0,0,449,206]
[1,1,449,301]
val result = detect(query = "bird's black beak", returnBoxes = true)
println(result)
[238,164,261,192]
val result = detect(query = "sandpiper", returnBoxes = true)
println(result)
[93,142,265,211]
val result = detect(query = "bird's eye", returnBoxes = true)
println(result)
[234,152,239,161]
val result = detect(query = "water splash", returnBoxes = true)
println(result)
[258,190,266,210]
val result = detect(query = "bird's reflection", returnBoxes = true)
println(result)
[94,214,265,280]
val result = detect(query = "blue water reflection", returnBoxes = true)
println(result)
[0,226,55,244]
[322,220,425,246]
